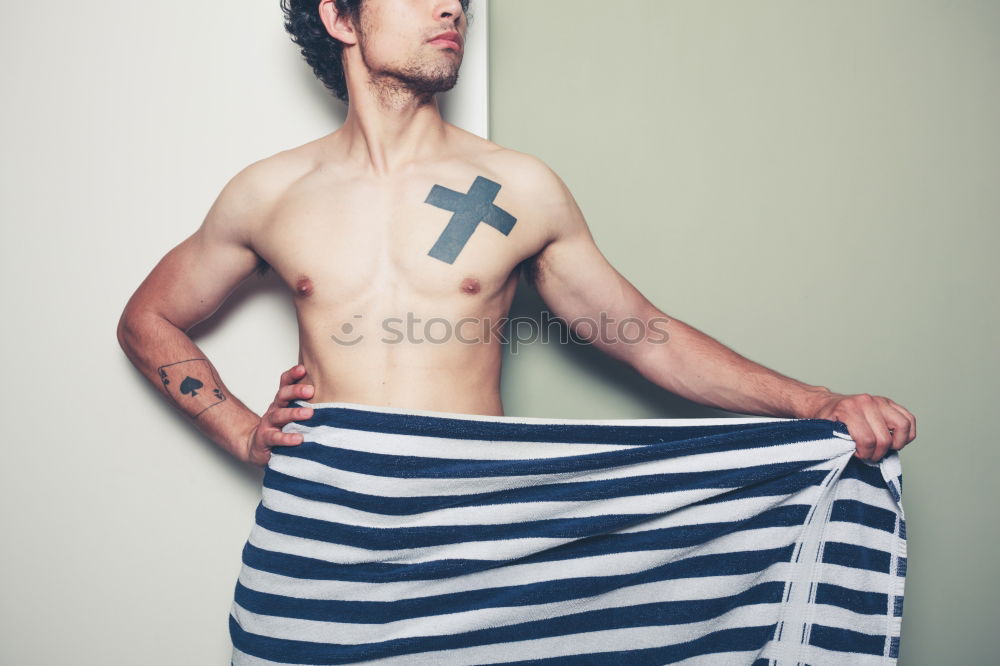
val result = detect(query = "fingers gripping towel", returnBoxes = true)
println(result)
[229,401,906,665]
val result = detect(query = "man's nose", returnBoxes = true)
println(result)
[435,0,464,24]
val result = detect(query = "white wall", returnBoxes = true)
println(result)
[0,1,488,663]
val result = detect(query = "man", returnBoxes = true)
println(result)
[117,1,915,661]
[117,0,915,468]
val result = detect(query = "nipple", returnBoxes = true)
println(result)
[295,277,314,297]
[460,277,481,295]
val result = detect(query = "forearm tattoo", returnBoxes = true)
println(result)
[157,358,227,418]
[423,176,517,263]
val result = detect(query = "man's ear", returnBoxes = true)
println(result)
[318,0,359,46]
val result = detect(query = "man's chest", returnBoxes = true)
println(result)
[253,170,547,303]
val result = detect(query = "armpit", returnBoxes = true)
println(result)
[518,253,546,286]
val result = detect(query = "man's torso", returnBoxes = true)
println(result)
[249,126,556,414]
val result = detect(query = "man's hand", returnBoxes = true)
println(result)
[804,392,917,462]
[245,364,315,468]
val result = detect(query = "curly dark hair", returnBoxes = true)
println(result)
[280,0,472,104]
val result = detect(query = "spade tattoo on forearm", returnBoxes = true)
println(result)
[157,358,227,417]
[423,176,517,263]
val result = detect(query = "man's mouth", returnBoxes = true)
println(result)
[428,31,463,51]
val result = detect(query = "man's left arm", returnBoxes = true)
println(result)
[519,159,916,462]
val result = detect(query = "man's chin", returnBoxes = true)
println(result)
[432,75,460,94]
[380,59,462,97]
[409,72,461,96]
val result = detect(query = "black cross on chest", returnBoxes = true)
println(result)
[423,176,517,264]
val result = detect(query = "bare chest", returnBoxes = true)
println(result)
[254,171,544,308]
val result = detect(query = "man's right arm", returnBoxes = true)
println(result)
[116,159,309,465]
[512,153,915,461]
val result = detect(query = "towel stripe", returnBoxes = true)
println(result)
[229,401,906,665]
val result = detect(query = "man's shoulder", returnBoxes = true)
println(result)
[229,132,568,208]
[229,141,322,202]
[205,141,323,235]
[473,142,556,182]
[465,141,569,211]
[469,142,584,252]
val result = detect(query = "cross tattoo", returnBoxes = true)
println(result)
[423,176,517,264]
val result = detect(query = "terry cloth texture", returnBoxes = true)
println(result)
[229,401,906,665]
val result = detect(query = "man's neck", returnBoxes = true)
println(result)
[334,86,451,176]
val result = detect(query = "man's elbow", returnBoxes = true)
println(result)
[116,306,166,355]
[116,307,142,355]
[614,307,676,370]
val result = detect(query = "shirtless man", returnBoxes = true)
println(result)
[116,0,916,472]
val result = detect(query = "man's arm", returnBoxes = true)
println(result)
[116,160,312,466]
[518,157,916,461]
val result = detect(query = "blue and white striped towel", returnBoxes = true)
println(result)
[229,401,906,665]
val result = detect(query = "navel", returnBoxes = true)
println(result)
[459,277,481,295]
[295,276,314,297]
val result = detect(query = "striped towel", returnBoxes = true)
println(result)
[229,401,906,665]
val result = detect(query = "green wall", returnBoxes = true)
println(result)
[490,1,1000,663]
